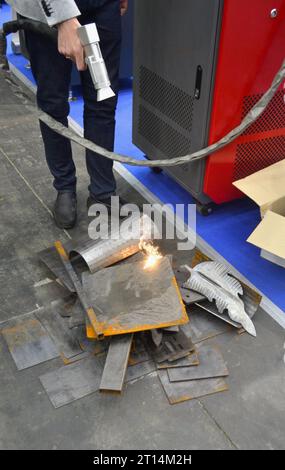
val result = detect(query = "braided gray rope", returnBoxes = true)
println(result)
[37,59,285,168]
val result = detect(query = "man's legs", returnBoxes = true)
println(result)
[25,30,77,228]
[25,31,76,193]
[79,0,122,202]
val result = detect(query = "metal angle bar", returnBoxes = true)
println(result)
[100,334,134,393]
[54,240,104,339]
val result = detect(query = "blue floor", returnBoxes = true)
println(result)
[1,4,284,314]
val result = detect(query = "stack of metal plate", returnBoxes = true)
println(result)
[3,240,261,408]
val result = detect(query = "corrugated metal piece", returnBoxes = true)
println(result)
[70,214,159,273]
[174,267,206,305]
[191,250,261,321]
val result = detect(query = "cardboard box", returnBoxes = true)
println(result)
[233,160,285,268]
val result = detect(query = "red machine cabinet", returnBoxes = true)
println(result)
[204,0,285,203]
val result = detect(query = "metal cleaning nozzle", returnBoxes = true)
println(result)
[77,23,115,102]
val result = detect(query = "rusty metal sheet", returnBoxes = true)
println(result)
[39,352,155,408]
[39,247,75,292]
[158,370,229,404]
[100,334,133,393]
[35,303,83,359]
[83,257,188,338]
[157,351,199,369]
[39,355,106,408]
[60,351,90,364]
[167,342,228,382]
[34,280,72,308]
[1,314,58,370]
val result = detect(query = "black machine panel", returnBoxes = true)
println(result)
[132,0,223,201]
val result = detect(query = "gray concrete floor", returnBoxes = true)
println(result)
[0,71,284,450]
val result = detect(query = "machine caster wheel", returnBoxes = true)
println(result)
[144,155,163,174]
[196,202,213,216]
[151,166,163,174]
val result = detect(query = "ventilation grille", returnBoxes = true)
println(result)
[139,106,191,158]
[234,135,285,181]
[242,91,285,135]
[139,66,193,133]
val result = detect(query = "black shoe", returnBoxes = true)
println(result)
[53,191,77,229]
[87,195,128,214]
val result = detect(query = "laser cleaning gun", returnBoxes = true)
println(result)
[0,19,114,102]
[77,23,115,102]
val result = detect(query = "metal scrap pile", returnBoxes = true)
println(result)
[1,219,260,408]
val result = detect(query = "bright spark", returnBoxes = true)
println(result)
[139,240,162,270]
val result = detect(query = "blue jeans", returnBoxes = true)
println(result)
[25,0,121,199]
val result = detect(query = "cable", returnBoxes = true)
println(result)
[1,18,283,168]
[36,59,285,168]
